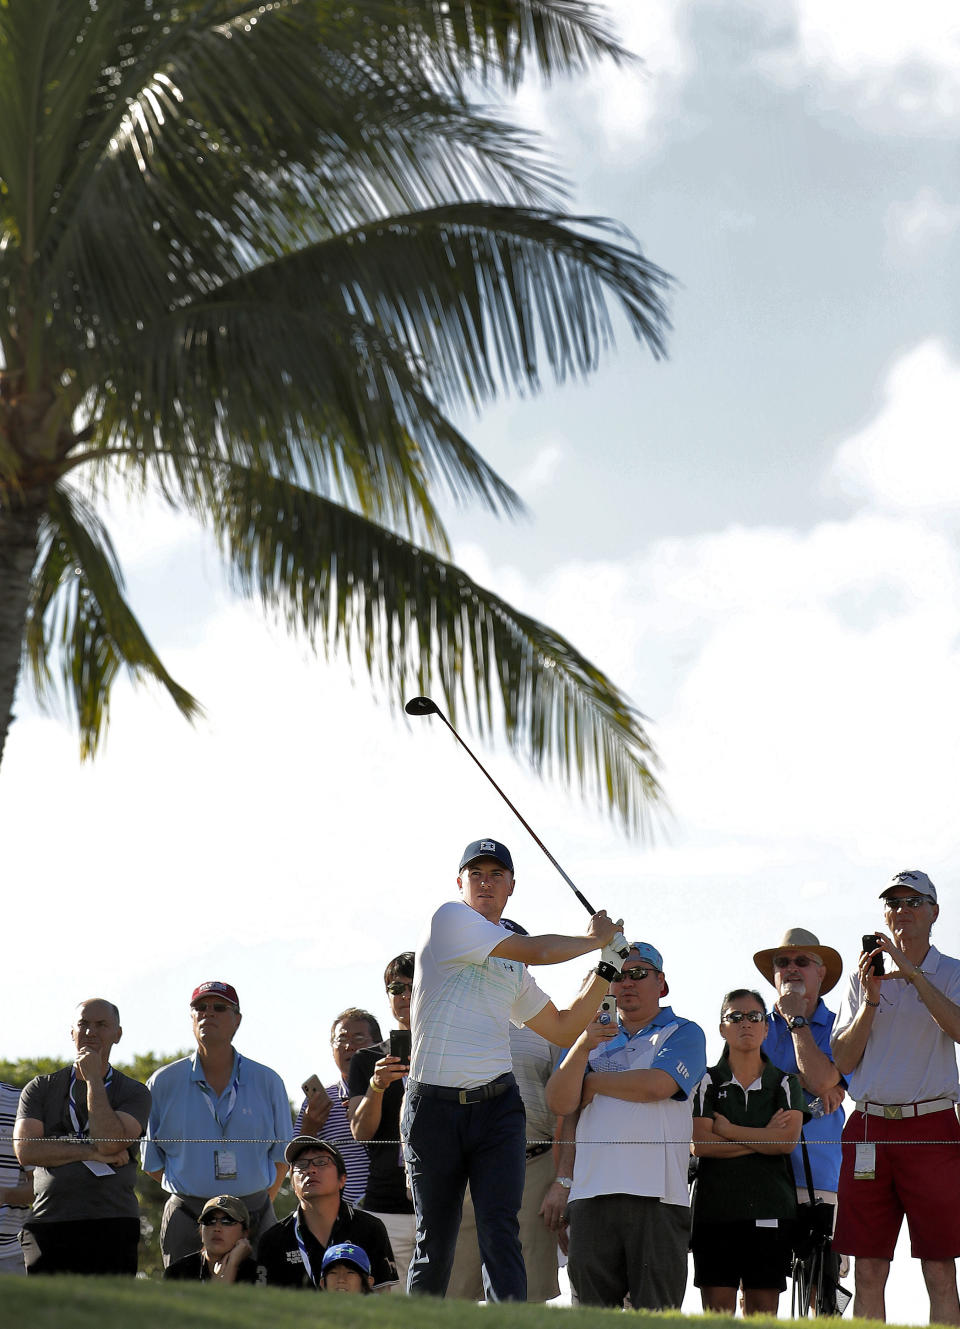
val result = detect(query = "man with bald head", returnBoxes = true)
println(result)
[14,998,151,1275]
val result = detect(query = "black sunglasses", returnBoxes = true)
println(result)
[611,965,656,983]
[200,1214,240,1227]
[722,1010,767,1025]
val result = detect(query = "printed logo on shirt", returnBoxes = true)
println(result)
[676,1061,690,1080]
[286,1250,304,1264]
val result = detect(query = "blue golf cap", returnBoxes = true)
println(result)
[626,941,669,994]
[460,839,514,873]
[321,1241,371,1277]
[628,941,664,971]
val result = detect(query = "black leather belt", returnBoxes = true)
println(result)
[408,1072,515,1105]
[526,1142,552,1160]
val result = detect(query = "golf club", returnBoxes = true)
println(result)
[404,694,602,919]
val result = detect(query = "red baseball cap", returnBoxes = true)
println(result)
[190,980,240,1010]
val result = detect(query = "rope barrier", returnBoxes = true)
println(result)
[4,1134,956,1146]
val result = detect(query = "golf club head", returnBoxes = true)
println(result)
[404,695,441,717]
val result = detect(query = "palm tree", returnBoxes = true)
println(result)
[0,0,670,834]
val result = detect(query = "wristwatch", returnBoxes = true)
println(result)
[556,1176,573,1189]
[787,1015,808,1031]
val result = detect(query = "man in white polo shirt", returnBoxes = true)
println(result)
[402,837,623,1301]
[832,869,960,1325]
[545,942,706,1310]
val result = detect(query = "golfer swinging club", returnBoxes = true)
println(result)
[402,837,624,1300]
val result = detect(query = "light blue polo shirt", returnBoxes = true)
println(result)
[762,999,843,1191]
[592,1007,707,1099]
[143,1050,292,1197]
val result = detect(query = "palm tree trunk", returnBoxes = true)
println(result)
[0,504,42,768]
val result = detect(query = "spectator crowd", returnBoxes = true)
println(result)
[3,851,960,1324]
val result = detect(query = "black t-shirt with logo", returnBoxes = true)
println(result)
[347,1042,413,1214]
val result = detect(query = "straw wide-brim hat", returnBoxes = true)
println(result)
[753,927,844,996]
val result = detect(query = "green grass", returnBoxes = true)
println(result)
[0,1279,932,1329]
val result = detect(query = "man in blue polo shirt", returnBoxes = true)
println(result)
[143,980,292,1266]
[546,942,707,1310]
[754,928,846,1220]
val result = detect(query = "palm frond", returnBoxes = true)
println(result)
[326,1,634,90]
[206,203,671,413]
[198,466,662,834]
[74,304,523,545]
[24,485,200,757]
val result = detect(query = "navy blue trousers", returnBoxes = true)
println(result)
[402,1081,527,1300]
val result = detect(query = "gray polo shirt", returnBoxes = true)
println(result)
[834,944,960,1104]
[18,1067,151,1223]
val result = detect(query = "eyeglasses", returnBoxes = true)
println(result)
[192,1002,235,1014]
[386,982,413,996]
[884,896,928,911]
[772,955,821,970]
[722,1010,767,1024]
[200,1214,240,1227]
[293,1154,337,1173]
[611,966,655,983]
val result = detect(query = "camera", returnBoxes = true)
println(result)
[598,996,616,1026]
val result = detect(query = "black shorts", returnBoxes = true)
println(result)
[691,1218,793,1291]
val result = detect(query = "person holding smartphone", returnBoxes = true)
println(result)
[546,942,706,1310]
[831,870,960,1325]
[347,952,416,1288]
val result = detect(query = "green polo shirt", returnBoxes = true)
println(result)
[692,1050,807,1223]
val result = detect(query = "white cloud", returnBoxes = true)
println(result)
[762,0,960,130]
[887,187,960,253]
[830,340,960,512]
[510,0,692,157]
[514,442,563,493]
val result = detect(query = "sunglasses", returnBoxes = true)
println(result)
[772,955,820,970]
[611,966,656,983]
[884,896,928,910]
[722,1010,767,1025]
[192,1002,235,1014]
[386,981,413,996]
[200,1214,240,1227]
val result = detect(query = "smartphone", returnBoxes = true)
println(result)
[389,1028,411,1064]
[862,935,884,977]
[301,1073,323,1098]
[598,996,616,1026]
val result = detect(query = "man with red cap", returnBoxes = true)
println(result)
[143,980,293,1267]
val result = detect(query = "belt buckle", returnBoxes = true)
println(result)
[883,1104,903,1120]
[458,1089,471,1105]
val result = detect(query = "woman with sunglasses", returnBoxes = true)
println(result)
[163,1194,257,1283]
[691,989,806,1316]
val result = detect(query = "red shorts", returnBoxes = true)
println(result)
[834,1107,960,1260]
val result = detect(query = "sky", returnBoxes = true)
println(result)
[3,0,960,1317]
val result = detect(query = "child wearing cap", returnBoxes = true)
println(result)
[320,1242,374,1293]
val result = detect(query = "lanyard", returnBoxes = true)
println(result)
[68,1067,113,1137]
[294,1210,318,1287]
[198,1056,242,1133]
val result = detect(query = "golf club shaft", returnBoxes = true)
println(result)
[430,709,598,917]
